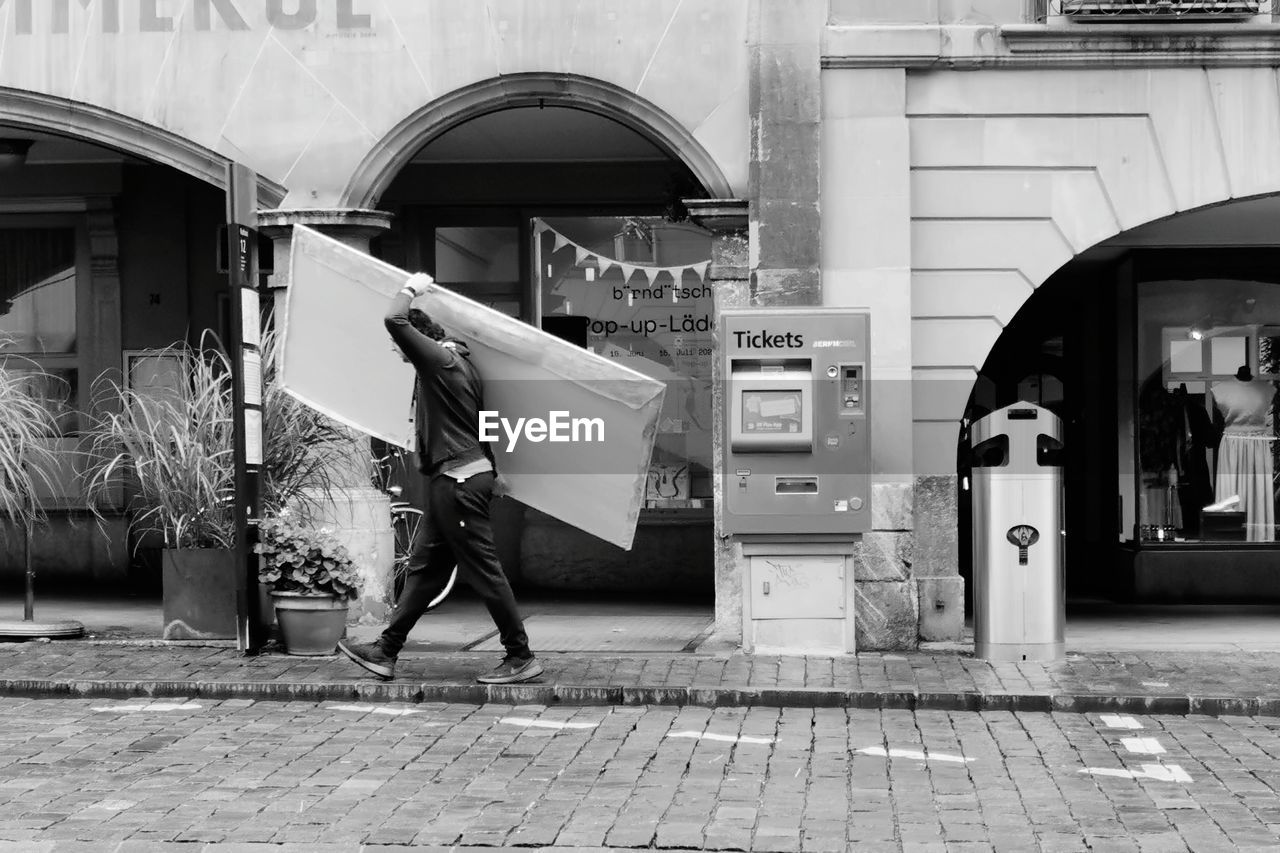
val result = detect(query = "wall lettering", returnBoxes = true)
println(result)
[0,0,373,34]
[195,0,249,31]
[140,0,173,32]
[266,0,316,30]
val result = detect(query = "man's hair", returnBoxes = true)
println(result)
[408,308,448,342]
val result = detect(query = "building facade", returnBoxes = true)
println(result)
[3,0,1279,649]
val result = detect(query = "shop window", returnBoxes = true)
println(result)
[0,228,77,355]
[433,226,523,318]
[0,225,84,505]
[1137,281,1280,544]
[535,216,714,509]
[0,226,80,434]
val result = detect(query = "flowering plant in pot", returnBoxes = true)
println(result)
[255,512,362,655]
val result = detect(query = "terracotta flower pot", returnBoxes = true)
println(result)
[270,591,349,655]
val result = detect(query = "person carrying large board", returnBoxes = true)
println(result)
[338,273,542,685]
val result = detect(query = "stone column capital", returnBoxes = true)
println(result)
[259,208,394,295]
[257,207,394,242]
[684,198,749,236]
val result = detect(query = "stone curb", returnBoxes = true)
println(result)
[0,678,1277,716]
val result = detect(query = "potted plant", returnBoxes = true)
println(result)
[80,324,361,640]
[255,512,361,655]
[81,336,238,639]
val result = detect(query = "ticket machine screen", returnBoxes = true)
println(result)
[729,359,813,453]
[742,389,803,435]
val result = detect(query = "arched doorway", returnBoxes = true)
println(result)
[364,86,722,616]
[0,125,261,600]
[957,195,1280,617]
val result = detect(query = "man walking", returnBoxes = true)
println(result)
[338,273,542,685]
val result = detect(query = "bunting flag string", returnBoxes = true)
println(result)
[534,218,711,285]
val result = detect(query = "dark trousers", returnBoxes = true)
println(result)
[379,470,531,660]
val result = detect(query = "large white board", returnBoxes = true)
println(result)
[280,226,666,550]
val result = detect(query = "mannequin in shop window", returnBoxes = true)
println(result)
[1210,365,1277,542]
[1171,383,1218,539]
[1137,371,1183,536]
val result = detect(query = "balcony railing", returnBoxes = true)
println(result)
[1043,0,1269,20]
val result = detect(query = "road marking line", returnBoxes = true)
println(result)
[1079,763,1193,783]
[1122,737,1166,755]
[1142,763,1192,783]
[857,746,974,763]
[501,717,599,730]
[328,704,421,716]
[91,703,201,712]
[1101,714,1143,729]
[667,731,774,745]
[87,800,136,812]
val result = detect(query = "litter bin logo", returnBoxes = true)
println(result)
[1006,525,1040,565]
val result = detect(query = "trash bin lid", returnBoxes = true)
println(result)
[970,402,1063,472]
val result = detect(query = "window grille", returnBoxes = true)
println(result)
[1046,0,1268,20]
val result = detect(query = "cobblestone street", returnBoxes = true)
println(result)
[2,697,1279,852]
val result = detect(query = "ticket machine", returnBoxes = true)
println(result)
[720,309,871,653]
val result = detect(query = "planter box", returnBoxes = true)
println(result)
[161,548,237,640]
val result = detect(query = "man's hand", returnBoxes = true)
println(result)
[401,273,434,298]
[492,472,511,499]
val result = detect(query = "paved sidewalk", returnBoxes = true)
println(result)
[3,639,1280,716]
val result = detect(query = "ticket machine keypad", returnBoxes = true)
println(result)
[841,366,862,412]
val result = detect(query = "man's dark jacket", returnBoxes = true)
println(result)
[384,291,493,476]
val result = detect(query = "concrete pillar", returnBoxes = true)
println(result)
[749,0,825,306]
[687,199,750,648]
[257,208,398,622]
[822,66,962,648]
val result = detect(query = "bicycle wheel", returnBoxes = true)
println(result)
[389,505,424,605]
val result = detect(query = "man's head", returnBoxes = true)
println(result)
[408,308,448,342]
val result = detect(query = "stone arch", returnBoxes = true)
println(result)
[906,65,1280,473]
[341,72,734,209]
[0,90,286,207]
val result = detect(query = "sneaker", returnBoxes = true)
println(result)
[337,639,396,681]
[476,655,544,684]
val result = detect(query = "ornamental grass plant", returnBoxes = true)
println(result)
[0,336,63,533]
[80,321,365,552]
[80,333,236,550]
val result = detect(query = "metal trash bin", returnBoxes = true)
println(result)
[970,402,1065,662]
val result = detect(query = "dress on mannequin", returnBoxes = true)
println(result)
[1211,367,1276,542]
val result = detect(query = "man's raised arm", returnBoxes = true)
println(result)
[385,273,455,374]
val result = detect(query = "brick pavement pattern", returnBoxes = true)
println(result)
[2,641,1280,715]
[1,698,1279,852]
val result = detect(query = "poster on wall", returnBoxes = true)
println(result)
[279,226,666,551]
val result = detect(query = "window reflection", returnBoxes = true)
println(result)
[4,368,79,436]
[0,229,77,354]
[536,216,714,508]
